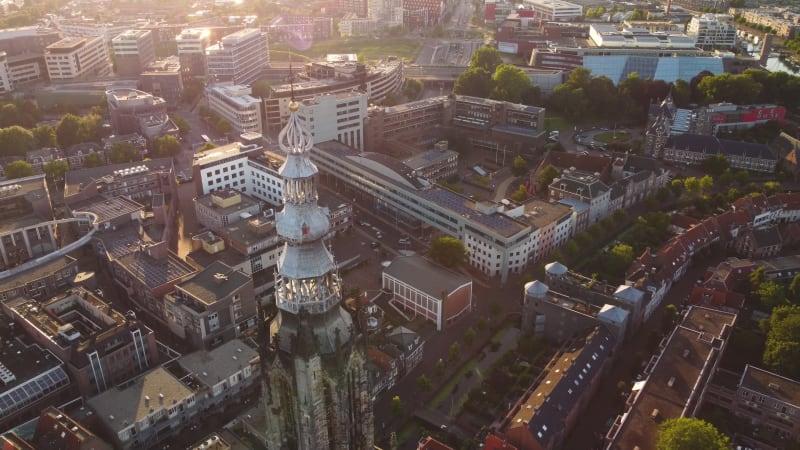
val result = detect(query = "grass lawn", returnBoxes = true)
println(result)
[271,37,422,62]
[594,131,631,143]
[544,115,574,132]
[428,358,479,409]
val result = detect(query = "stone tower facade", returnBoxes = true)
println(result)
[261,101,374,449]
[644,94,676,158]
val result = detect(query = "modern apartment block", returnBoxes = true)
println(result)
[44,36,111,81]
[176,28,210,78]
[139,58,184,106]
[205,84,263,135]
[163,261,257,350]
[111,29,156,76]
[192,142,265,196]
[687,14,737,50]
[263,60,403,133]
[205,28,269,85]
[296,91,368,150]
[524,0,583,21]
[106,89,174,139]
[3,288,158,396]
[193,188,262,230]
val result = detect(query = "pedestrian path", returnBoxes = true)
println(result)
[436,327,520,417]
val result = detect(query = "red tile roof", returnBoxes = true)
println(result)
[418,437,454,450]
[484,433,519,450]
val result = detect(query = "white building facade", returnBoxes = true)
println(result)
[205,28,269,85]
[206,84,263,135]
[297,92,368,151]
[687,14,737,50]
[45,36,111,80]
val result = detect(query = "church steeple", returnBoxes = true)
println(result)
[261,98,374,450]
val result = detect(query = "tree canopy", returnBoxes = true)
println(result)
[511,155,528,176]
[491,65,532,103]
[428,236,468,268]
[0,126,37,156]
[43,160,68,184]
[4,160,33,179]
[657,417,730,450]
[454,67,492,98]
[109,142,141,164]
[470,46,502,73]
[762,305,800,379]
[537,164,560,190]
[153,135,181,158]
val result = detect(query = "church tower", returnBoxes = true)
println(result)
[260,100,374,449]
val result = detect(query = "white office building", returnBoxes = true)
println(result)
[206,84,263,135]
[0,53,12,94]
[45,36,112,80]
[111,29,156,76]
[523,0,583,21]
[686,14,737,50]
[206,28,269,85]
[339,14,381,37]
[176,28,210,78]
[297,91,368,150]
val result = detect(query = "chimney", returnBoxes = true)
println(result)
[159,393,164,405]
[144,395,150,407]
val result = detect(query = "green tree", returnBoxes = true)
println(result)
[789,273,800,303]
[108,142,141,164]
[153,135,181,158]
[672,79,692,107]
[448,341,461,361]
[435,359,445,376]
[464,327,476,346]
[758,281,788,310]
[511,184,529,202]
[511,155,528,176]
[735,170,750,185]
[476,316,488,332]
[749,266,767,292]
[198,142,217,152]
[215,118,232,135]
[0,126,37,156]
[390,395,403,417]
[428,236,468,268]
[172,115,191,137]
[251,79,271,98]
[469,46,502,73]
[657,417,730,450]
[613,208,628,222]
[699,175,714,192]
[43,160,68,186]
[700,155,729,176]
[403,78,424,101]
[56,113,82,148]
[83,153,103,168]
[763,181,782,195]
[32,125,56,148]
[77,113,105,143]
[762,305,800,379]
[4,160,33,179]
[490,64,531,103]
[454,67,492,98]
[417,374,432,392]
[684,176,701,194]
[537,164,560,189]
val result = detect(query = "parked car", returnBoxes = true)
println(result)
[398,238,410,245]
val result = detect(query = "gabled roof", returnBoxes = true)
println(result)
[665,134,777,161]
[748,226,783,248]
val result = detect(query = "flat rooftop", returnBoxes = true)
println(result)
[177,338,258,388]
[71,196,144,224]
[64,158,173,198]
[608,307,736,450]
[176,260,250,305]
[0,339,64,396]
[46,37,90,52]
[383,254,471,298]
[521,200,572,229]
[193,142,261,168]
[195,190,261,217]
[115,249,196,289]
[0,255,76,293]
